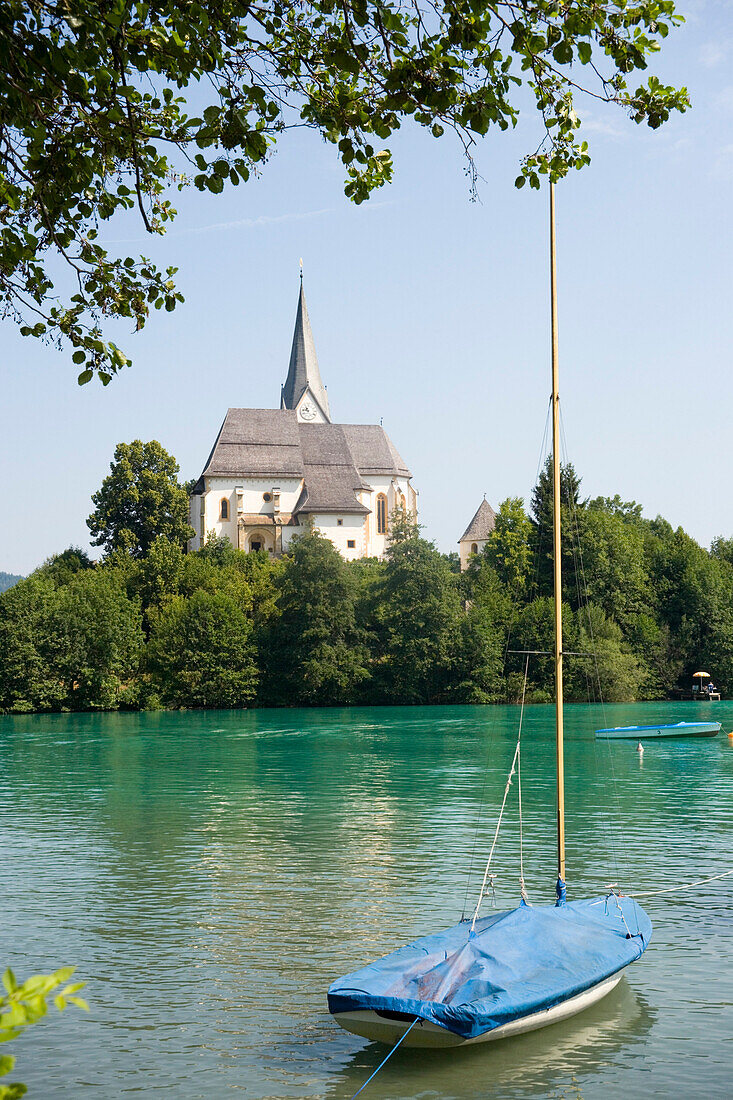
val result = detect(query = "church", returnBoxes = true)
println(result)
[189,279,417,559]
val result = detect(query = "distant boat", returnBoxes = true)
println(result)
[596,721,721,740]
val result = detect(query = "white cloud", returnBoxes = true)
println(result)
[102,201,394,246]
[711,143,733,180]
[713,85,733,113]
[699,40,727,68]
[579,113,626,139]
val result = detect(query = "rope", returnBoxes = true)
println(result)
[471,739,517,928]
[470,658,531,930]
[619,868,733,899]
[348,1017,420,1099]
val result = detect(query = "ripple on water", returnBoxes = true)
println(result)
[0,702,732,1098]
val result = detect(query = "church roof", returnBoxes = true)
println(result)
[459,499,497,543]
[196,409,410,515]
[281,281,331,420]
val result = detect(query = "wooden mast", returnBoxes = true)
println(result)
[550,181,566,896]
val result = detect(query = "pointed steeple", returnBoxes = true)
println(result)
[281,274,331,422]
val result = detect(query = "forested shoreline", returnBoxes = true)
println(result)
[2,445,733,713]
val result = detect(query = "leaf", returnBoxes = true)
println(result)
[67,997,89,1012]
[77,370,93,386]
[1,974,16,997]
[578,41,592,65]
[72,350,86,365]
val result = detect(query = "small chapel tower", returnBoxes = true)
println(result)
[280,274,331,423]
[458,497,497,571]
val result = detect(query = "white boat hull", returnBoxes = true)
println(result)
[596,721,720,740]
[332,971,624,1048]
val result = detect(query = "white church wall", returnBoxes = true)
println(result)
[312,514,367,560]
[194,476,304,549]
[361,474,414,558]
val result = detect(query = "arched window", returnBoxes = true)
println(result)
[220,498,229,520]
[376,494,387,535]
[471,543,478,555]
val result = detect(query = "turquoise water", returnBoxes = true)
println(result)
[1,702,732,1098]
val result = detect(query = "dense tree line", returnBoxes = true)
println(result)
[2,445,733,713]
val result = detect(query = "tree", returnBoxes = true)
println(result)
[0,572,62,712]
[2,2,687,381]
[147,587,259,708]
[373,528,463,703]
[87,440,193,558]
[44,569,144,709]
[1,965,87,1099]
[530,456,584,602]
[39,546,93,587]
[263,532,369,705]
[481,497,533,595]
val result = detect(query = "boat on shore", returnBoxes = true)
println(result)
[596,721,720,740]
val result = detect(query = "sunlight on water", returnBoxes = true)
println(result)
[1,702,731,1098]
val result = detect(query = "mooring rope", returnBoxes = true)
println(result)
[617,868,733,899]
[348,1017,420,1099]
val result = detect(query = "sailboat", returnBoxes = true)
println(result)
[327,185,652,1049]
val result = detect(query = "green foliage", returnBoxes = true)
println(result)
[45,570,144,709]
[87,441,194,558]
[263,532,369,705]
[147,587,258,708]
[7,440,733,709]
[530,456,584,601]
[373,528,464,703]
[481,497,533,594]
[0,573,62,713]
[1,1,686,379]
[0,966,88,1099]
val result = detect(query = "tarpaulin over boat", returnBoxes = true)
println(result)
[328,896,652,1040]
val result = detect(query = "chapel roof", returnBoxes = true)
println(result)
[280,280,331,421]
[459,498,497,543]
[195,409,410,515]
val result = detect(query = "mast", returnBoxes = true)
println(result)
[550,181,566,902]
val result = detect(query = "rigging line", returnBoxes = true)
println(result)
[348,1017,420,1099]
[471,732,523,930]
[461,399,552,919]
[620,868,733,899]
[558,409,624,884]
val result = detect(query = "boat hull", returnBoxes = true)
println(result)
[332,972,624,1048]
[595,721,720,740]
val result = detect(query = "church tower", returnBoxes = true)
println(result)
[280,275,331,423]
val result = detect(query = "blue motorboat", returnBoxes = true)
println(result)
[596,721,720,740]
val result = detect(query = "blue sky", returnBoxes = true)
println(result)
[2,0,732,575]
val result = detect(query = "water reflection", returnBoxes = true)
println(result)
[0,703,731,1098]
[327,980,654,1100]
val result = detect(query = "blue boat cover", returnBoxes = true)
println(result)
[328,896,651,1039]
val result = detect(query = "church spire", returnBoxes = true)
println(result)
[281,274,331,422]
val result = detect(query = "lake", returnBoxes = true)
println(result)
[1,702,732,1098]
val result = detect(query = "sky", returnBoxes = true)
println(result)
[2,1,732,576]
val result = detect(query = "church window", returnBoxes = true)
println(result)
[471,543,478,554]
[220,498,229,520]
[376,494,387,535]
[251,539,262,552]
[337,518,343,526]
[263,492,272,502]
[347,540,356,549]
